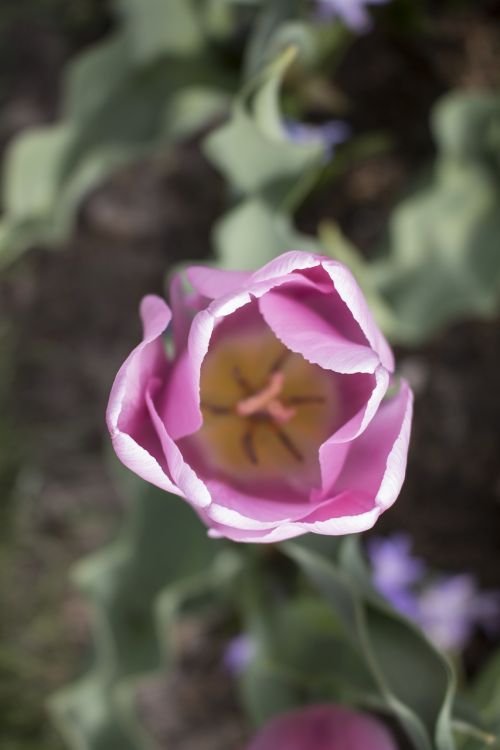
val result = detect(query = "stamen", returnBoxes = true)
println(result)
[201,402,232,416]
[286,395,325,406]
[232,365,253,395]
[242,428,258,465]
[272,425,303,462]
[269,348,291,373]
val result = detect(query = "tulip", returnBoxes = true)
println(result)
[107,252,412,542]
[246,704,397,750]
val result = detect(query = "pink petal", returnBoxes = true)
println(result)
[208,521,306,543]
[205,480,316,531]
[259,285,380,374]
[107,295,179,494]
[159,306,216,441]
[317,366,390,496]
[333,380,413,510]
[250,250,320,282]
[169,273,207,353]
[187,265,252,299]
[247,704,397,750]
[322,259,394,372]
[146,379,212,509]
[297,491,381,535]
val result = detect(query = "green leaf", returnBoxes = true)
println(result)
[63,34,132,122]
[203,47,325,205]
[243,0,304,79]
[213,197,320,270]
[0,0,233,267]
[116,0,205,63]
[372,90,500,344]
[2,124,74,220]
[283,539,457,750]
[470,647,500,734]
[50,466,224,750]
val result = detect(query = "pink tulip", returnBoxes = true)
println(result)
[246,704,398,750]
[107,252,412,542]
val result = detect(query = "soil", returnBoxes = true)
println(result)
[1,2,500,749]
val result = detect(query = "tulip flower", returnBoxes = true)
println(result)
[246,704,397,750]
[107,252,412,542]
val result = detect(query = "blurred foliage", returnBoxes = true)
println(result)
[0,0,111,44]
[321,91,500,344]
[204,44,328,270]
[233,536,500,750]
[264,539,459,750]
[467,647,500,745]
[0,0,235,268]
[49,463,238,750]
[379,91,500,344]
[0,330,66,750]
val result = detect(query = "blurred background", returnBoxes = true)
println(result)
[1,0,500,748]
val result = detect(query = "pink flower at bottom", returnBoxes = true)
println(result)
[246,704,397,750]
[107,252,413,543]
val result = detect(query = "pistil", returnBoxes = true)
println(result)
[236,371,296,424]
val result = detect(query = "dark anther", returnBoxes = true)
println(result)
[269,348,291,373]
[232,365,253,395]
[201,402,231,416]
[242,429,258,465]
[273,426,303,462]
[286,395,325,406]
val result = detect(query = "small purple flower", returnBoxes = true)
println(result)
[223,633,256,674]
[368,534,500,652]
[416,575,500,652]
[367,533,424,617]
[315,0,390,32]
[284,119,350,161]
[368,533,426,596]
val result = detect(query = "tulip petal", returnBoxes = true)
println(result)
[187,266,252,299]
[259,285,380,374]
[247,704,397,750]
[322,259,394,372]
[145,380,212,509]
[205,480,317,531]
[251,250,320,282]
[332,380,413,509]
[317,366,390,496]
[107,295,179,494]
[169,273,208,353]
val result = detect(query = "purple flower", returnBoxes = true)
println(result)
[368,533,425,594]
[223,634,256,674]
[284,119,350,160]
[416,575,500,652]
[107,252,413,543]
[368,534,500,652]
[368,533,424,618]
[315,0,390,32]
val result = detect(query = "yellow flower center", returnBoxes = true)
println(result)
[188,321,338,490]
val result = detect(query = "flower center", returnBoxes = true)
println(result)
[236,371,297,424]
[187,320,338,488]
